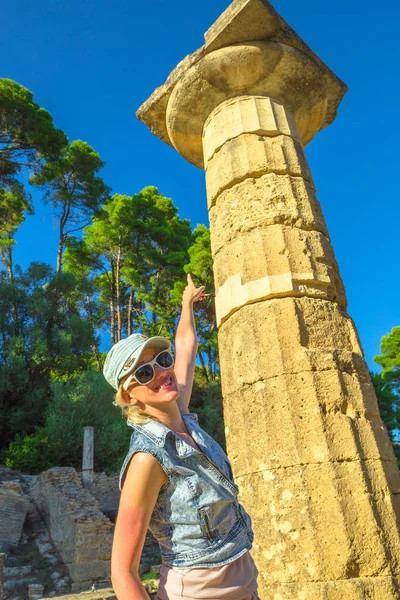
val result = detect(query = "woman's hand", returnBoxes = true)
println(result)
[182,273,209,304]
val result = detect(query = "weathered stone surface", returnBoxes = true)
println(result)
[28,583,44,598]
[67,561,110,582]
[138,2,347,166]
[75,545,112,563]
[261,576,399,599]
[218,297,363,395]
[55,587,117,598]
[4,577,39,590]
[0,553,5,599]
[208,172,326,237]
[223,372,396,474]
[82,427,94,493]
[0,483,30,551]
[238,459,400,583]
[92,473,119,514]
[29,468,113,589]
[203,95,301,164]
[45,590,116,600]
[212,224,347,325]
[5,565,33,577]
[203,0,347,127]
[43,589,116,600]
[206,132,312,204]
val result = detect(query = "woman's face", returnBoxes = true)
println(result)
[125,345,179,408]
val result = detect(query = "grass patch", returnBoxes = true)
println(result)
[140,570,159,581]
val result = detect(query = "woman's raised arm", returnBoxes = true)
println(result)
[174,274,206,413]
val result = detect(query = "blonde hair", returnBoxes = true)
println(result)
[114,378,153,424]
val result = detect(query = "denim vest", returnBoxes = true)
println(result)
[119,411,254,568]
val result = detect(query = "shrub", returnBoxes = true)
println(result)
[5,370,131,473]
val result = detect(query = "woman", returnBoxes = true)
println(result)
[103,274,259,600]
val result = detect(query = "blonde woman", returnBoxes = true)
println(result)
[104,274,259,600]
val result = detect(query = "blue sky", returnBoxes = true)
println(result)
[2,0,399,372]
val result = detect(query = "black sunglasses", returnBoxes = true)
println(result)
[122,349,174,390]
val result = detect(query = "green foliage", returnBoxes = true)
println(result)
[65,186,193,344]
[140,570,159,582]
[374,327,400,395]
[0,264,97,452]
[5,430,51,473]
[171,224,219,381]
[5,370,131,474]
[0,183,33,276]
[0,78,67,187]
[370,371,400,442]
[31,140,110,273]
[372,327,400,455]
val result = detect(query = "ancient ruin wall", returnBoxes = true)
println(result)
[30,467,113,593]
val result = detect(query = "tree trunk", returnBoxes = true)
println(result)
[5,244,13,281]
[152,272,161,328]
[57,201,70,275]
[198,350,209,382]
[207,347,214,382]
[56,234,64,275]
[116,245,122,342]
[3,244,20,336]
[84,292,102,370]
[128,290,133,336]
[110,262,116,345]
[92,344,102,372]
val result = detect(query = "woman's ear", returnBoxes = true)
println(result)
[121,389,135,404]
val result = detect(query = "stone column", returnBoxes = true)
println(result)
[82,426,94,492]
[136,0,400,597]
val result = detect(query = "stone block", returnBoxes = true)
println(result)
[29,466,114,585]
[74,544,112,562]
[0,485,30,551]
[203,95,301,163]
[4,577,38,590]
[28,583,44,598]
[67,561,111,582]
[260,576,399,600]
[238,459,400,583]
[0,552,5,598]
[218,296,363,396]
[223,370,396,476]
[92,473,120,514]
[5,566,33,577]
[75,532,114,547]
[206,132,312,204]
[208,172,327,235]
[212,224,347,325]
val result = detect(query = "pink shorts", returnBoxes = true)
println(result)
[155,592,260,600]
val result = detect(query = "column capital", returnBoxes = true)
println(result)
[137,0,347,169]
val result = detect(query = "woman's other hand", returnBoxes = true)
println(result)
[182,273,209,304]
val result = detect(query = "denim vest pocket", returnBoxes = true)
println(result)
[198,506,216,544]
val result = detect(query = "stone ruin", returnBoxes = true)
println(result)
[29,467,113,592]
[0,467,161,600]
[137,0,400,597]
